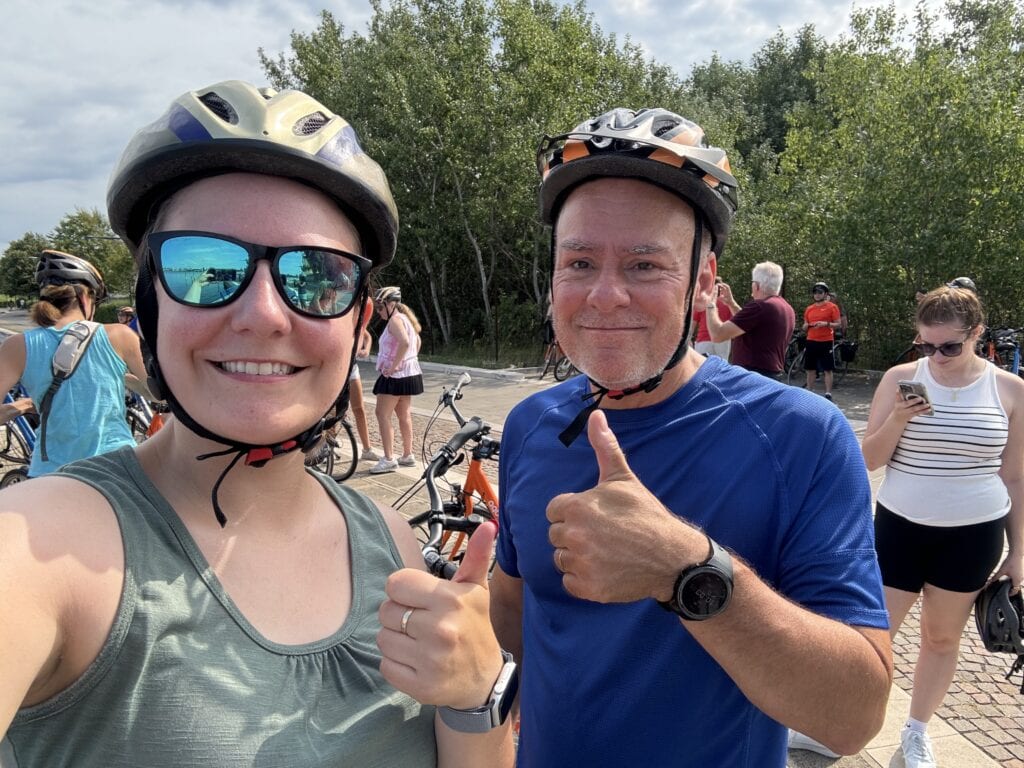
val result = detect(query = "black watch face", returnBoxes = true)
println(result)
[681,569,730,616]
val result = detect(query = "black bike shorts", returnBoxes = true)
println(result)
[803,339,835,372]
[874,502,1005,593]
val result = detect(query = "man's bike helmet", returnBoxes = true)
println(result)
[105,80,399,525]
[812,281,830,294]
[974,579,1024,693]
[36,249,108,302]
[536,108,738,444]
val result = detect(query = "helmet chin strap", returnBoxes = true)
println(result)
[558,217,703,447]
[142,287,369,527]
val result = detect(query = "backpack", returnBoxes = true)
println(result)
[38,321,100,461]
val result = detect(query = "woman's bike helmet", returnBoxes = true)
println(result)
[974,579,1024,693]
[36,249,108,302]
[536,108,738,444]
[106,80,399,525]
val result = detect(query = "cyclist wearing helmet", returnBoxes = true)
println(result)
[801,281,841,400]
[0,250,150,476]
[489,108,891,766]
[117,305,141,334]
[366,285,424,473]
[0,81,514,767]
[862,285,1024,768]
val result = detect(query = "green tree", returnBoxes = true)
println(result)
[49,208,135,301]
[0,232,50,299]
[778,0,1024,364]
[261,0,693,354]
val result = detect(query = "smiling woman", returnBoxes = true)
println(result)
[0,80,515,768]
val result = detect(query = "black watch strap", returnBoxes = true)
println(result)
[658,536,734,620]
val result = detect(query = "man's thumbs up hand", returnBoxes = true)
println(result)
[591,407,635,485]
[546,410,703,604]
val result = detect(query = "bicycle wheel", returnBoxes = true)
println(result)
[330,420,359,482]
[554,356,576,381]
[305,437,335,476]
[539,344,554,380]
[1,466,29,487]
[786,349,805,386]
[0,423,30,464]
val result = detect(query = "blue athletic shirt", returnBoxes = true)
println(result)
[21,324,136,476]
[496,355,888,767]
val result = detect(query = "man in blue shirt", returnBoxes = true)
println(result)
[489,108,892,767]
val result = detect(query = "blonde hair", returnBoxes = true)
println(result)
[376,285,422,333]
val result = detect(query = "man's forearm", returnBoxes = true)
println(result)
[685,561,892,755]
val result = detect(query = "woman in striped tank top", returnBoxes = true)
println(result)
[862,285,1024,768]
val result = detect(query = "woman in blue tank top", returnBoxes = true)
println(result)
[0,250,151,476]
[0,82,515,767]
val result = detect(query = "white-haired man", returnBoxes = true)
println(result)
[707,261,795,378]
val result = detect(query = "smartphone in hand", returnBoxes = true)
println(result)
[898,380,933,416]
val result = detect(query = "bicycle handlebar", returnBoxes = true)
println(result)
[418,371,494,579]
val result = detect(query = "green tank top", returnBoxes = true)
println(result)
[3,447,436,767]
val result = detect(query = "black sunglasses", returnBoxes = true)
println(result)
[147,231,371,319]
[912,338,969,357]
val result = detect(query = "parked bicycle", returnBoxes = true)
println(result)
[539,338,578,381]
[0,384,36,487]
[304,413,360,483]
[980,327,1022,376]
[124,390,169,443]
[391,372,498,578]
[786,335,858,387]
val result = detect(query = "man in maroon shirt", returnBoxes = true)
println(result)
[706,261,795,378]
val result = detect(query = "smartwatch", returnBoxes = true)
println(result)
[438,650,519,733]
[658,536,734,621]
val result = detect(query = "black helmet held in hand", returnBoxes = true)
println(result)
[974,580,1024,693]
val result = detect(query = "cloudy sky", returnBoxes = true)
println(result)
[2,0,941,254]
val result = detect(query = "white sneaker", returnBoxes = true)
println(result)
[368,458,398,474]
[397,454,416,467]
[901,728,937,768]
[361,448,381,462]
[787,729,840,758]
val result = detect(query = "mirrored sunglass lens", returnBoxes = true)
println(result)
[159,236,249,305]
[278,249,360,316]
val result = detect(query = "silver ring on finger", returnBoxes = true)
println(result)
[400,607,415,635]
[555,547,567,574]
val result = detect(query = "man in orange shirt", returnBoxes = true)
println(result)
[802,282,841,400]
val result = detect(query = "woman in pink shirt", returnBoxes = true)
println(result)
[369,286,424,473]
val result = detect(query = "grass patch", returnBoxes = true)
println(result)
[419,343,543,370]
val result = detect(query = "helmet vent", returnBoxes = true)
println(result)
[294,112,329,136]
[199,92,238,125]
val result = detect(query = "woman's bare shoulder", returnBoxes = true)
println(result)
[0,475,124,713]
